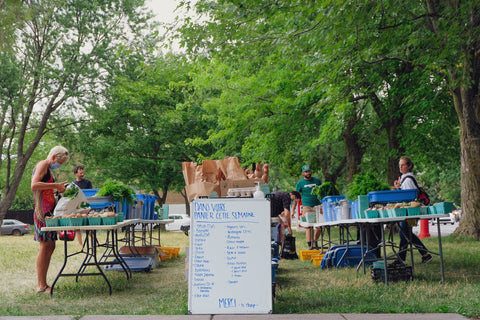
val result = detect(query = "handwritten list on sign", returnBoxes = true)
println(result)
[188,198,272,314]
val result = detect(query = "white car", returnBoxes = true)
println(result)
[165,214,191,231]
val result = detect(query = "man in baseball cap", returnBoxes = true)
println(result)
[295,165,322,249]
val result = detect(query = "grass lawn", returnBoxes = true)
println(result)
[0,226,479,318]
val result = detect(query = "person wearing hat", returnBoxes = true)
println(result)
[295,165,322,249]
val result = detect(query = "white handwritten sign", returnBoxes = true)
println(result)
[188,198,272,314]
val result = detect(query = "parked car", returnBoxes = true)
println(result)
[1,219,31,236]
[165,214,191,231]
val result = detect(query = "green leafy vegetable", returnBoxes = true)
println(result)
[96,180,134,205]
[346,172,390,200]
[312,182,340,200]
[63,183,79,199]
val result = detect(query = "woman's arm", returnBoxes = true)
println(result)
[31,160,67,192]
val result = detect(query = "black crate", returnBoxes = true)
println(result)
[371,261,413,282]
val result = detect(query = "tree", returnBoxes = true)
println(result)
[173,0,469,227]
[76,54,215,207]
[0,0,155,224]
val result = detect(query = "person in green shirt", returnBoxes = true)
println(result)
[295,165,322,249]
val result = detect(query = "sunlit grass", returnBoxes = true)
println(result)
[0,228,479,318]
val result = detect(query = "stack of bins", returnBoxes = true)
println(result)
[321,196,346,222]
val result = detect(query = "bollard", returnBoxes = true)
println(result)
[418,219,430,239]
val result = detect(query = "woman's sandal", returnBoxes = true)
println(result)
[37,285,50,293]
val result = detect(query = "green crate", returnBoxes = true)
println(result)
[45,218,59,227]
[58,218,68,227]
[102,216,117,225]
[379,210,389,218]
[435,202,454,214]
[88,217,102,226]
[407,207,421,216]
[428,206,437,214]
[117,212,124,222]
[420,206,428,215]
[365,210,378,219]
[395,208,407,217]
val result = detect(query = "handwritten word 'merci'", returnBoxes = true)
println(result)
[219,297,236,309]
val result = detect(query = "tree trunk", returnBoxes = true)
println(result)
[453,88,480,239]
[343,120,364,184]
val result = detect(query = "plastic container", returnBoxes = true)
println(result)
[315,205,324,223]
[350,199,358,219]
[428,206,437,214]
[117,212,124,222]
[312,253,326,266]
[102,216,117,225]
[368,189,418,204]
[407,207,421,216]
[340,200,351,220]
[306,212,316,223]
[435,202,454,214]
[88,217,102,225]
[365,210,378,219]
[378,210,389,218]
[104,257,152,272]
[395,208,407,217]
[45,218,59,227]
[299,249,322,261]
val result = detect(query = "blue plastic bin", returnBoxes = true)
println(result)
[368,189,418,204]
[322,196,345,222]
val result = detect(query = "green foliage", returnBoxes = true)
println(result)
[346,172,390,200]
[96,180,134,205]
[63,184,79,200]
[311,182,340,200]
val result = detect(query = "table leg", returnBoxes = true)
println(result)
[90,231,112,295]
[50,235,69,297]
[381,225,388,285]
[436,218,445,283]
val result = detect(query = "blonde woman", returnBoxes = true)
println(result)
[31,146,69,293]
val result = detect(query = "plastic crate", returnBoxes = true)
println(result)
[312,253,326,266]
[104,257,152,272]
[102,216,117,225]
[299,249,322,261]
[371,260,413,282]
[407,207,421,216]
[88,217,102,225]
[45,218,59,227]
[368,189,418,204]
[378,210,388,218]
[435,202,454,214]
[60,217,85,227]
[156,247,180,260]
[428,206,437,214]
[365,210,378,219]
[395,208,407,217]
[82,189,99,197]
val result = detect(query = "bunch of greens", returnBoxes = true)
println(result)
[311,182,340,200]
[63,183,79,199]
[96,180,134,205]
[346,172,390,200]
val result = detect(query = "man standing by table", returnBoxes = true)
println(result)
[72,165,93,190]
[295,165,322,250]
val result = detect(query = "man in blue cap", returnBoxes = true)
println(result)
[295,165,322,249]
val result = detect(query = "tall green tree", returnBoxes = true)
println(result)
[174,1,468,230]
[0,0,154,224]
[77,54,215,206]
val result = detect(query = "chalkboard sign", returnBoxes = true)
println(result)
[188,198,272,314]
